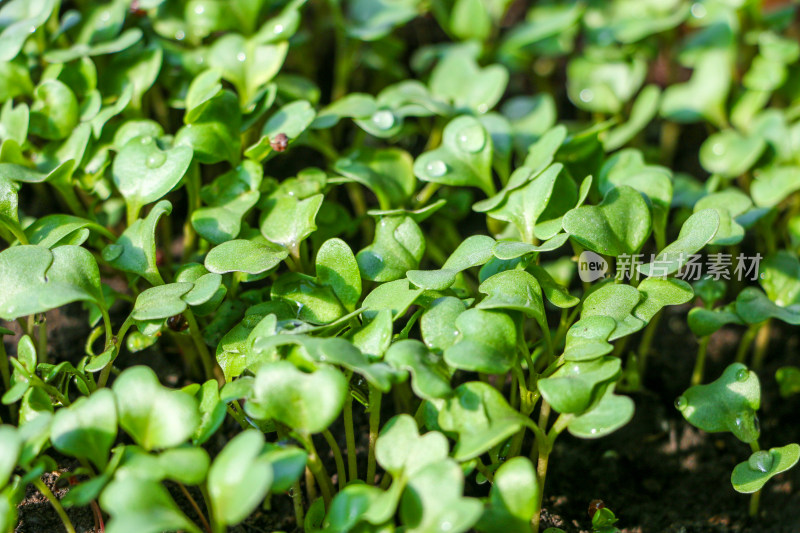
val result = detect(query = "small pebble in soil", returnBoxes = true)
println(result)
[588,499,606,518]
[271,133,289,152]
[167,314,189,331]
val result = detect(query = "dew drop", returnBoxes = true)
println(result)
[691,3,707,18]
[674,395,687,410]
[274,23,284,34]
[425,160,447,177]
[175,30,185,41]
[737,368,749,382]
[140,136,152,144]
[456,124,486,153]
[100,10,111,21]
[441,522,452,531]
[579,89,594,103]
[146,151,167,168]
[712,142,725,156]
[590,428,598,435]
[194,5,205,14]
[477,103,488,113]
[236,52,246,62]
[29,25,36,33]
[748,450,773,473]
[371,110,395,130]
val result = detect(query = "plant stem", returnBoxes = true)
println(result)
[184,308,224,385]
[366,385,382,485]
[98,315,135,388]
[37,314,48,365]
[691,336,711,386]
[178,483,212,533]
[531,451,549,533]
[33,477,76,533]
[735,324,760,363]
[291,480,305,528]
[752,319,771,371]
[300,434,334,507]
[749,440,762,517]
[343,392,359,483]
[636,310,662,382]
[322,429,347,490]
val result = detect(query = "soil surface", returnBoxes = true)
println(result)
[5,300,800,533]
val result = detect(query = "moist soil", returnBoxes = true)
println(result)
[5,302,800,533]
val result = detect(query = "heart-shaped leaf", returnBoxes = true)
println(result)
[400,460,483,533]
[51,389,117,470]
[731,444,800,494]
[385,340,452,400]
[581,283,644,340]
[420,296,467,353]
[437,381,530,461]
[699,129,765,178]
[358,215,426,282]
[563,185,651,256]
[735,287,800,325]
[413,116,495,196]
[634,278,694,323]
[208,430,273,526]
[407,235,495,291]
[567,386,634,439]
[316,238,362,312]
[688,305,744,337]
[207,34,288,110]
[260,193,323,255]
[444,309,517,374]
[113,135,193,222]
[538,356,621,415]
[245,100,316,160]
[333,148,416,210]
[205,237,288,275]
[112,366,200,451]
[660,50,730,127]
[693,189,752,246]
[102,200,171,285]
[131,283,193,321]
[100,477,201,533]
[245,361,347,434]
[760,252,800,307]
[476,456,539,533]
[676,363,761,443]
[0,244,104,320]
[751,166,800,208]
[563,316,616,362]
[639,209,720,277]
[477,270,546,330]
[429,50,508,114]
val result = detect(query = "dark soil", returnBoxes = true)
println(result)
[5,301,800,533]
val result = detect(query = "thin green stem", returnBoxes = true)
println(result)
[636,311,663,382]
[752,319,771,371]
[33,477,76,533]
[37,314,48,365]
[184,308,224,385]
[322,429,347,490]
[366,385,382,485]
[98,315,135,388]
[749,440,762,517]
[178,483,213,533]
[735,324,760,363]
[291,480,305,528]
[691,336,711,386]
[299,433,334,507]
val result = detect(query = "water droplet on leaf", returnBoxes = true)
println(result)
[237,52,246,62]
[371,110,395,130]
[748,450,773,473]
[456,124,486,153]
[712,142,725,156]
[737,368,749,382]
[580,89,594,103]
[426,160,447,177]
[146,151,167,168]
[274,23,284,34]
[674,395,687,410]
[175,30,185,41]
[194,5,204,14]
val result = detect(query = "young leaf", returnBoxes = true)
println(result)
[51,389,117,470]
[208,430,274,526]
[112,366,200,451]
[731,444,800,493]
[244,361,347,434]
[675,363,761,443]
[563,185,652,256]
